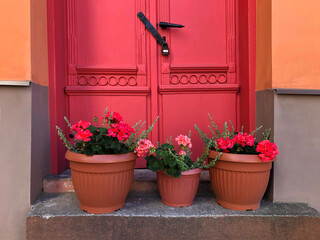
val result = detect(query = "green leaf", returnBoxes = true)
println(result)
[167,157,177,168]
[88,125,97,132]
[161,143,174,150]
[156,149,164,158]
[99,127,107,134]
[173,169,181,178]
[165,168,173,177]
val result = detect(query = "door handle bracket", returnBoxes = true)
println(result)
[159,22,184,29]
[137,12,169,56]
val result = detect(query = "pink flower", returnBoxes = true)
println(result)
[175,135,192,148]
[256,140,279,162]
[72,120,91,132]
[178,150,186,156]
[135,139,154,157]
[216,137,234,152]
[75,129,93,142]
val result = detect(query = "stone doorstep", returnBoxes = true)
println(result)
[43,169,212,194]
[27,193,320,240]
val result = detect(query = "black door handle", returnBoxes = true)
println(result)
[159,22,184,29]
[137,12,169,56]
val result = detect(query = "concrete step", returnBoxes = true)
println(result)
[27,193,320,240]
[43,169,213,194]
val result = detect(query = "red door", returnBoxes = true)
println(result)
[51,0,254,171]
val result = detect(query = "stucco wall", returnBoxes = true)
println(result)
[0,1,31,81]
[31,0,49,86]
[0,87,32,240]
[272,1,320,89]
[256,0,320,210]
[256,0,272,91]
[256,90,320,211]
[0,0,50,239]
[273,93,320,210]
[31,83,50,203]
[0,83,50,239]
[256,0,320,91]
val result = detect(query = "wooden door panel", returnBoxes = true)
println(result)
[65,0,150,167]
[158,0,236,86]
[158,0,238,159]
[50,0,255,174]
[66,0,147,87]
[168,0,227,65]
[68,95,148,130]
[77,0,138,67]
[161,93,237,159]
[64,0,238,167]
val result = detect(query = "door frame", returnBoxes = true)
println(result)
[47,0,256,174]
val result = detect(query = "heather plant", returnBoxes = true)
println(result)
[195,114,278,162]
[56,108,158,156]
[135,133,220,178]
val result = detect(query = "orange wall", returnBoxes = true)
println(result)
[272,0,320,89]
[256,0,272,91]
[256,0,320,91]
[0,1,31,81]
[0,0,48,86]
[31,0,49,86]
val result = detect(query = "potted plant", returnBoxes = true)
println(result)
[135,134,216,207]
[56,108,157,214]
[195,115,279,211]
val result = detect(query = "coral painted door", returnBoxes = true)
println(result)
[65,0,239,167]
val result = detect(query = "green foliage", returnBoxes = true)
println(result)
[145,142,194,178]
[195,114,273,161]
[56,126,72,150]
[73,125,129,155]
[262,128,272,140]
[125,116,159,152]
[56,108,158,156]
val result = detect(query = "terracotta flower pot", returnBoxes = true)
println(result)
[209,151,274,211]
[65,150,137,214]
[156,168,202,207]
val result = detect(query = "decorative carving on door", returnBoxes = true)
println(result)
[66,0,147,88]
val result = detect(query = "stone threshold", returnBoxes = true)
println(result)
[27,192,320,240]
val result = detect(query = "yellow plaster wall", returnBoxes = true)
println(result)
[257,0,320,91]
[0,1,31,81]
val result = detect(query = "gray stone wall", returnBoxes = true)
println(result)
[256,89,320,211]
[31,83,50,203]
[0,83,50,239]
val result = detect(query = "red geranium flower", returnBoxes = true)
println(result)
[107,122,135,141]
[216,137,234,152]
[234,133,255,147]
[256,140,279,162]
[75,129,93,142]
[104,111,123,123]
[72,120,91,132]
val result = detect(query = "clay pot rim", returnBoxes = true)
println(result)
[181,168,203,175]
[209,150,275,163]
[157,168,202,176]
[65,150,137,164]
